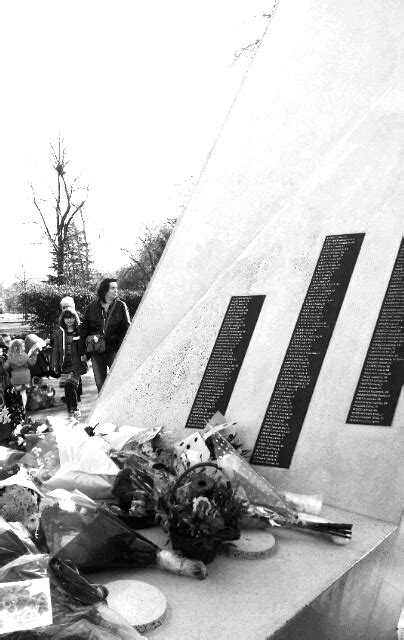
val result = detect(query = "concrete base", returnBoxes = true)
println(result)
[89,506,399,640]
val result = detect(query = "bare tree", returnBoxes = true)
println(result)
[31,137,88,285]
[52,219,93,286]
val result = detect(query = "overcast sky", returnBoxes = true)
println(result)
[0,1,276,286]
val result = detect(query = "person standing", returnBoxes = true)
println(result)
[0,338,10,405]
[80,278,130,392]
[4,339,39,408]
[54,296,82,401]
[0,335,25,429]
[52,307,83,420]
[0,334,11,357]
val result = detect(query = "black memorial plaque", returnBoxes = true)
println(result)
[251,234,364,468]
[347,238,404,426]
[185,295,265,430]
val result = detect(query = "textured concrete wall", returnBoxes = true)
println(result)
[93,0,404,524]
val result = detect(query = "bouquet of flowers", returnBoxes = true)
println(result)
[210,432,352,544]
[158,462,249,563]
[110,445,175,528]
[0,521,146,639]
[37,490,208,580]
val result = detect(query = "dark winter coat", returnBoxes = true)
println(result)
[52,327,82,376]
[0,356,10,391]
[79,298,130,354]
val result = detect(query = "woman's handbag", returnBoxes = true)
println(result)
[85,334,106,354]
[85,300,116,355]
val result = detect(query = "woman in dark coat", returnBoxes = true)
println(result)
[80,278,130,392]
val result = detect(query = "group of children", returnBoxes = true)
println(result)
[0,296,85,426]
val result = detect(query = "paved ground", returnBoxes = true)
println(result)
[26,364,99,424]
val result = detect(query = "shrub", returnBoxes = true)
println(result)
[20,285,142,339]
[118,290,142,318]
[22,284,93,338]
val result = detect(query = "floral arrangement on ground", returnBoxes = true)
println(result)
[157,462,248,563]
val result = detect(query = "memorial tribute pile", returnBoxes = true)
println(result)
[0,409,353,637]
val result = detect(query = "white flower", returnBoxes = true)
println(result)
[192,496,212,515]
[219,453,239,479]
[0,406,10,424]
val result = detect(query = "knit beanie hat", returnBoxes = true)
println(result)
[59,306,81,327]
[60,296,76,310]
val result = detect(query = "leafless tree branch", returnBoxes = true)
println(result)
[31,136,88,284]
[31,184,58,251]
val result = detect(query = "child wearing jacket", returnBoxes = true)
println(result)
[4,339,39,408]
[52,307,83,421]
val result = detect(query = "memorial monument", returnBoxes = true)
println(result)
[92,0,403,637]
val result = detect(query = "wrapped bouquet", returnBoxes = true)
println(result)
[37,490,208,580]
[209,432,353,544]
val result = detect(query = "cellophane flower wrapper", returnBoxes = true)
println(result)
[0,447,25,481]
[202,417,251,460]
[130,427,178,476]
[37,490,208,581]
[209,432,295,519]
[0,517,39,567]
[106,424,177,474]
[210,433,352,542]
[95,423,155,452]
[37,491,160,572]
[110,444,176,527]
[15,423,118,501]
[19,431,61,483]
[0,526,145,639]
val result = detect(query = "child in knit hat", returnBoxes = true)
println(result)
[52,307,83,421]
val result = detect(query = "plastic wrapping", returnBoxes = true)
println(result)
[211,433,352,542]
[43,424,118,499]
[20,431,60,483]
[37,491,207,580]
[21,423,119,499]
[0,447,24,480]
[37,493,159,572]
[210,432,294,517]
[0,518,39,567]
[0,523,146,639]
[26,379,55,411]
[110,449,173,526]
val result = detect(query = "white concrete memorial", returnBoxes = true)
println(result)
[92,0,403,637]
